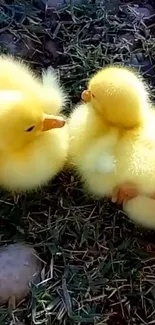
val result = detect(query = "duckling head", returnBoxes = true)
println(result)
[81,66,149,128]
[0,90,65,152]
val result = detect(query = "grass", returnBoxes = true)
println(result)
[1,0,155,324]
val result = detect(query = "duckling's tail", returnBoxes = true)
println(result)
[42,67,67,114]
[124,196,155,229]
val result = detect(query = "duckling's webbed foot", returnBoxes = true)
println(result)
[111,182,139,205]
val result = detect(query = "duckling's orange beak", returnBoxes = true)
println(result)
[81,90,91,103]
[42,114,65,131]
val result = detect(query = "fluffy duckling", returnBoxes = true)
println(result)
[0,55,68,192]
[81,66,149,128]
[68,65,155,229]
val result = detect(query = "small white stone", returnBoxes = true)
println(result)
[0,243,42,305]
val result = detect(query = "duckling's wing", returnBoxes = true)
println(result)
[116,123,155,193]
[42,67,67,114]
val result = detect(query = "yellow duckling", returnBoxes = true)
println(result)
[0,55,68,192]
[68,65,155,229]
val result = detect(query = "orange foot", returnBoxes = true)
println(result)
[111,182,139,205]
[150,193,155,200]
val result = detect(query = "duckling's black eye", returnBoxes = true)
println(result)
[26,126,35,132]
[92,94,95,98]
